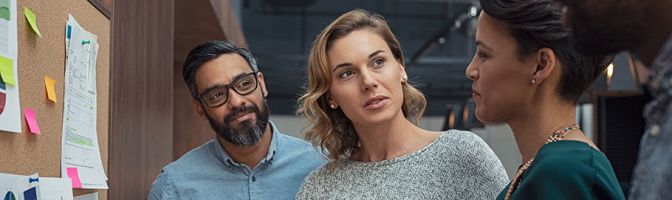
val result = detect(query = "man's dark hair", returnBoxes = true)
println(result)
[182,40,258,98]
[480,0,612,103]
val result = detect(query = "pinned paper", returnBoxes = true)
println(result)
[66,168,82,188]
[44,76,57,102]
[0,55,15,85]
[24,7,42,37]
[23,108,41,135]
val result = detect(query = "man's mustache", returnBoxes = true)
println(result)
[224,105,259,123]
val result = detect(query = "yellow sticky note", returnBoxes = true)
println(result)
[45,76,57,102]
[23,7,41,37]
[0,55,16,85]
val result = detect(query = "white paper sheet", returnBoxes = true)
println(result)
[0,172,22,200]
[16,173,41,200]
[60,14,107,189]
[0,0,21,133]
[39,177,73,200]
[73,192,97,200]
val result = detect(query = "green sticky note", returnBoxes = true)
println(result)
[0,55,15,85]
[23,7,41,37]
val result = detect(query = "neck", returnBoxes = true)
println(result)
[632,4,672,66]
[218,124,272,170]
[507,97,577,162]
[351,112,430,162]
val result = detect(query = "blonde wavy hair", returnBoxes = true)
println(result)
[297,9,427,161]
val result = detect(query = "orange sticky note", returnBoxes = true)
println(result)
[67,167,83,188]
[44,76,57,102]
[0,55,15,85]
[24,108,41,135]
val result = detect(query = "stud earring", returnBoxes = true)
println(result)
[530,79,536,84]
[403,75,408,83]
[330,104,337,109]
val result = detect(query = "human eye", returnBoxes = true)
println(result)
[206,90,227,101]
[476,50,489,60]
[371,57,386,68]
[236,79,252,89]
[338,70,355,79]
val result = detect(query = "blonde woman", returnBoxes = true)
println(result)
[296,9,508,199]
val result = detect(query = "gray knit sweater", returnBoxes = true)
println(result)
[296,130,509,200]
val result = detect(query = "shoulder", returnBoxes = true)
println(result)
[517,141,625,199]
[159,140,218,177]
[297,160,350,196]
[278,133,315,149]
[300,159,356,185]
[527,141,620,186]
[149,169,176,200]
[440,129,487,144]
[435,129,493,155]
[532,141,600,174]
[277,133,326,162]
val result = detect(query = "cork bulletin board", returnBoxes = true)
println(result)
[0,0,109,198]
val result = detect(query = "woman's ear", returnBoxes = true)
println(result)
[398,63,408,83]
[530,48,557,85]
[327,95,338,110]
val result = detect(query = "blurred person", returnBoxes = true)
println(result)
[557,0,672,198]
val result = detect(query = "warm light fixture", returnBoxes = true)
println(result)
[606,63,614,86]
[448,111,455,129]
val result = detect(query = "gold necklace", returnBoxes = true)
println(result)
[504,124,580,200]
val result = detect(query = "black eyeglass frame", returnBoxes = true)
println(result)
[197,71,260,108]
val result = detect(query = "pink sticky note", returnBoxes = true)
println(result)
[23,108,41,135]
[67,167,83,188]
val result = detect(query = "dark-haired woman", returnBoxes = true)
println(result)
[466,0,626,199]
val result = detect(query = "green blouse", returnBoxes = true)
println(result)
[497,140,626,200]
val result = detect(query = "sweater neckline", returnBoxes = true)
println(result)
[342,131,447,167]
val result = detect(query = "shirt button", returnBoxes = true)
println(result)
[252,176,256,182]
[650,125,661,136]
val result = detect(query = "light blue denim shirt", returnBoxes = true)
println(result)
[149,122,326,200]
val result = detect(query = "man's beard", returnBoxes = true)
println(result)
[206,99,270,146]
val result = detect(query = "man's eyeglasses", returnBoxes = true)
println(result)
[198,71,259,108]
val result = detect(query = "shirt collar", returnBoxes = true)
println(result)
[214,121,281,168]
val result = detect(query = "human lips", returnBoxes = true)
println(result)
[471,88,481,100]
[231,112,254,123]
[363,95,390,110]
